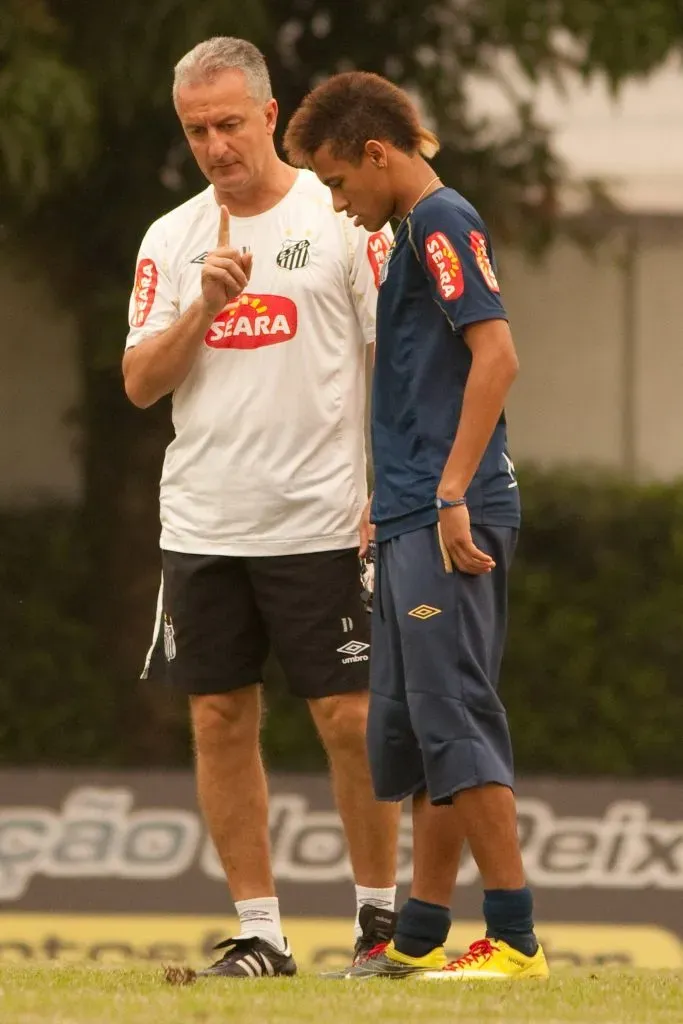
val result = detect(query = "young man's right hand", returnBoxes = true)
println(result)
[201,205,254,316]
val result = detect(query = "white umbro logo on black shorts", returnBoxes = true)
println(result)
[337,640,370,665]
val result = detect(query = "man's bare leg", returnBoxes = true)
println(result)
[308,690,400,891]
[191,686,274,899]
[190,686,292,958]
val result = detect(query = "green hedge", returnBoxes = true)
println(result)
[505,468,683,775]
[0,508,123,764]
[2,470,683,774]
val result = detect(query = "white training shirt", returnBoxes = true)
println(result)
[126,170,391,556]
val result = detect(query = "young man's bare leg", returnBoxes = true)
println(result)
[392,785,535,960]
[453,783,536,955]
[391,790,465,957]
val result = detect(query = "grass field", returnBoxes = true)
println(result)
[0,965,681,1024]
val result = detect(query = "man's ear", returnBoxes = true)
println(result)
[265,98,278,135]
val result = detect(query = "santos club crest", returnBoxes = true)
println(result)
[277,239,311,270]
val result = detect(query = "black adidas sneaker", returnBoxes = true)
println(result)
[198,935,297,978]
[321,905,397,978]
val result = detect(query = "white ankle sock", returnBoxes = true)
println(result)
[234,897,286,952]
[354,885,397,940]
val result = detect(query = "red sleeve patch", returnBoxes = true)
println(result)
[132,258,158,326]
[469,231,500,292]
[367,231,391,289]
[425,232,465,301]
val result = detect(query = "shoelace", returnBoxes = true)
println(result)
[444,938,499,971]
[354,941,389,965]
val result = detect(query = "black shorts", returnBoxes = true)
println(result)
[142,548,370,698]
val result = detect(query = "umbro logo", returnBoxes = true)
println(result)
[191,252,208,264]
[337,640,369,665]
[337,641,369,656]
[408,605,442,620]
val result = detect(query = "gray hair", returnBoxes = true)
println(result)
[173,37,272,104]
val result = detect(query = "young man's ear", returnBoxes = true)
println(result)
[365,140,388,169]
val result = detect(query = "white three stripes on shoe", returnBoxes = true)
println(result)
[236,953,274,976]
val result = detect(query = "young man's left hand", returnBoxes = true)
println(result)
[437,504,495,575]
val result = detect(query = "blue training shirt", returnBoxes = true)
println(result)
[371,186,521,541]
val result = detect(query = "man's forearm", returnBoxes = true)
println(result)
[438,336,518,498]
[123,298,215,408]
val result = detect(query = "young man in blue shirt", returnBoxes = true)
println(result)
[284,72,548,980]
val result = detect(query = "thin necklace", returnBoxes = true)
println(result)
[392,175,442,246]
[380,176,442,283]
[406,174,442,217]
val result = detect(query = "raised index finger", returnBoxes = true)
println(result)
[217,205,230,248]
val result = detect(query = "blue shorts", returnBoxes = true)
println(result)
[368,523,517,804]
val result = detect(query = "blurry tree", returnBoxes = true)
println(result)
[1,0,682,761]
[264,0,683,242]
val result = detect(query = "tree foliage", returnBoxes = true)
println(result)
[0,0,94,202]
[3,0,682,312]
[3,1,683,258]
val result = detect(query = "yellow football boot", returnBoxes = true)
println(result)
[420,938,549,980]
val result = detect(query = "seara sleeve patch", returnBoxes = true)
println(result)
[424,232,465,301]
[469,230,500,292]
[132,259,158,326]
[367,231,392,288]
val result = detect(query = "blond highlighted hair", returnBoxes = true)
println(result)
[418,127,440,160]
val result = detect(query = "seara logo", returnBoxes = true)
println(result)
[205,294,298,350]
[469,230,500,292]
[132,259,158,326]
[425,232,465,301]
[367,232,392,288]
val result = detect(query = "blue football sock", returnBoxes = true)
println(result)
[483,887,538,957]
[393,898,451,958]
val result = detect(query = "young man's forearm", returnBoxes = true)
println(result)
[438,323,519,498]
[122,297,215,408]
